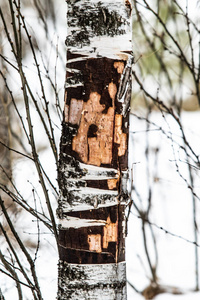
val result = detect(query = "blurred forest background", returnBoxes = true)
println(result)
[0,0,200,299]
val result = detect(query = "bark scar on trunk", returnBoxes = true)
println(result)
[64,58,129,168]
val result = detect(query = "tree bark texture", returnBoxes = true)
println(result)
[57,0,132,299]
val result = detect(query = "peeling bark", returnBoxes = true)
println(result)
[57,0,132,299]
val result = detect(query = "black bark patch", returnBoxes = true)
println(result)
[87,124,98,138]
[66,56,122,114]
[67,50,87,60]
[59,247,116,264]
[64,205,118,223]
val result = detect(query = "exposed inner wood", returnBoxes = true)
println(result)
[69,98,83,125]
[107,178,119,190]
[86,215,118,255]
[88,234,102,253]
[72,90,115,166]
[66,86,127,166]
[114,61,125,74]
[114,114,127,157]
[103,216,118,249]
[64,92,69,123]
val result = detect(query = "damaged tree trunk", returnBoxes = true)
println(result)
[57,0,132,299]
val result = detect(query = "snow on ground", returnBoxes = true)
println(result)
[126,111,200,299]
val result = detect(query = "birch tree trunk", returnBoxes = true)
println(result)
[57,0,132,299]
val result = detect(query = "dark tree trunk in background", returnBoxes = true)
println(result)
[57,0,132,299]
